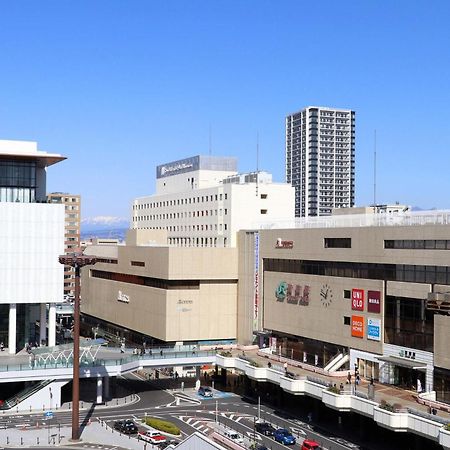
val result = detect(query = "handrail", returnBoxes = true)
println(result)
[0,379,53,410]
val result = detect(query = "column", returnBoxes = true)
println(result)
[8,303,17,354]
[40,303,47,345]
[103,376,110,401]
[96,376,103,404]
[48,303,56,347]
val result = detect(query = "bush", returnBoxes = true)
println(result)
[142,417,181,435]
[219,350,232,357]
[379,400,401,412]
[249,360,261,367]
[327,385,341,395]
[444,423,450,431]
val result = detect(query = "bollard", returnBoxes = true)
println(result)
[21,437,23,445]
[17,406,19,413]
[37,437,40,444]
[7,436,9,445]
[116,399,119,405]
[81,401,84,408]
[30,406,32,413]
[125,397,127,404]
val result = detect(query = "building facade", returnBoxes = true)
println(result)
[238,209,450,404]
[0,140,65,352]
[81,229,238,346]
[286,106,355,217]
[132,155,295,248]
[47,193,81,298]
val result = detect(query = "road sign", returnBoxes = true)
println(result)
[44,411,54,420]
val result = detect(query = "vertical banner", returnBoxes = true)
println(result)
[253,232,260,331]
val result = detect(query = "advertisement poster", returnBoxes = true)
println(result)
[253,232,259,330]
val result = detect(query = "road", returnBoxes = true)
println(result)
[0,374,363,450]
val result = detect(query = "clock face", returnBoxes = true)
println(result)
[320,284,333,307]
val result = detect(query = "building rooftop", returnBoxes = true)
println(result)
[0,139,66,167]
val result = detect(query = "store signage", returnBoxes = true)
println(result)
[351,289,365,311]
[177,299,193,305]
[368,290,381,313]
[275,238,294,249]
[399,349,416,360]
[351,315,364,338]
[367,317,381,341]
[275,282,310,306]
[156,156,199,178]
[254,233,260,330]
[117,290,130,303]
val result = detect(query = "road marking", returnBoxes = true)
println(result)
[245,432,262,441]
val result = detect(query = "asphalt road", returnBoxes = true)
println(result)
[0,372,364,450]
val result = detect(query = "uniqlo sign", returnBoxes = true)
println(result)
[367,290,381,313]
[351,289,365,311]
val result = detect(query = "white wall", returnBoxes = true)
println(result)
[0,203,65,305]
[16,380,70,412]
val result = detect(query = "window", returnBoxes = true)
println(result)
[343,290,351,299]
[131,261,145,267]
[324,238,351,248]
[260,209,268,214]
[261,194,267,199]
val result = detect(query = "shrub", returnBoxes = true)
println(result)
[327,385,341,395]
[142,417,181,435]
[444,423,450,431]
[219,350,232,357]
[379,400,399,412]
[249,360,261,368]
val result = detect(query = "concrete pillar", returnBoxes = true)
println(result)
[48,303,56,347]
[195,366,201,380]
[103,376,110,400]
[40,303,47,345]
[96,376,103,404]
[8,303,17,354]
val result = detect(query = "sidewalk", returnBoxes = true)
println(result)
[0,421,154,449]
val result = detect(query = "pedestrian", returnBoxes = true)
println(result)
[307,412,313,423]
[120,342,125,353]
[149,349,152,356]
[432,408,437,415]
[204,371,207,381]
[268,361,272,368]
[284,362,288,372]
[160,349,163,357]
[1,341,4,351]
[356,374,360,385]
[340,382,344,392]
[370,376,374,385]
[347,371,351,384]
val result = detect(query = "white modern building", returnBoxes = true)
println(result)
[0,140,65,353]
[131,155,295,248]
[286,106,355,217]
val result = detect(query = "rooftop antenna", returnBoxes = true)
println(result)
[209,124,212,156]
[373,129,377,213]
[256,131,259,197]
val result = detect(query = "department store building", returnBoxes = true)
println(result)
[238,208,450,403]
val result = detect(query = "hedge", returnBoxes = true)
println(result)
[142,417,181,435]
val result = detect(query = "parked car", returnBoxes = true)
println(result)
[139,430,167,444]
[273,428,296,445]
[301,439,321,450]
[113,419,138,434]
[255,422,276,436]
[198,386,213,397]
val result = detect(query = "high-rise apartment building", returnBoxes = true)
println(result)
[286,106,355,217]
[47,193,81,297]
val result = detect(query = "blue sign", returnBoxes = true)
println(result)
[44,411,54,419]
[367,318,381,341]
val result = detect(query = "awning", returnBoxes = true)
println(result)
[377,355,427,372]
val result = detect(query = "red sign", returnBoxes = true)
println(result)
[275,238,294,249]
[351,289,365,311]
[368,290,381,313]
[351,315,364,338]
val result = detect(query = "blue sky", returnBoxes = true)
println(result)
[1,1,449,222]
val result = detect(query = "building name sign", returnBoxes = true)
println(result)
[351,315,364,338]
[399,349,416,360]
[351,288,365,311]
[160,162,193,176]
[367,317,381,341]
[275,281,310,306]
[177,299,193,305]
[275,238,294,249]
[117,290,130,303]
[367,290,381,313]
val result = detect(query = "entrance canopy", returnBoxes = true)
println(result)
[377,355,427,372]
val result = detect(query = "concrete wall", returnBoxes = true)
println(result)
[434,315,450,370]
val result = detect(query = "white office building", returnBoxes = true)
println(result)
[286,106,355,217]
[131,155,295,247]
[0,140,65,353]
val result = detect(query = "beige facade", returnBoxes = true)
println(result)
[81,231,238,343]
[47,193,81,297]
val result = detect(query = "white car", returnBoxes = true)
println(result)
[139,430,167,444]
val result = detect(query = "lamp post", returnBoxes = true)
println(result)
[58,253,97,441]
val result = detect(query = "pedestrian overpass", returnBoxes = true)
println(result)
[0,339,217,412]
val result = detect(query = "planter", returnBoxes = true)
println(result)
[439,428,450,449]
[322,389,352,411]
[373,406,408,431]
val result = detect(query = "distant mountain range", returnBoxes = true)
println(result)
[81,216,129,240]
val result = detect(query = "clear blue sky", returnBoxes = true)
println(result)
[1,1,449,221]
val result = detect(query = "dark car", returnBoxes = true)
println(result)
[255,422,276,436]
[273,428,296,445]
[113,419,138,434]
[198,386,213,397]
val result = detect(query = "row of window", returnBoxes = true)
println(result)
[264,258,450,285]
[134,223,228,232]
[134,193,228,210]
[134,208,228,221]
[167,236,228,247]
[385,240,450,250]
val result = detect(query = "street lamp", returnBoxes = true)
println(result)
[58,252,97,441]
